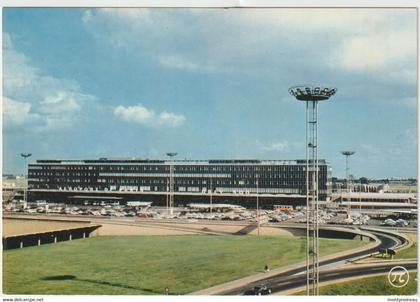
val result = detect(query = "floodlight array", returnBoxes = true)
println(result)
[289,86,337,101]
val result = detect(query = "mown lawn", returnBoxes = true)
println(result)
[388,184,417,193]
[3,235,366,295]
[395,242,417,260]
[303,272,417,295]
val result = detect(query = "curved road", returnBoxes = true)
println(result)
[223,228,411,295]
[271,262,417,294]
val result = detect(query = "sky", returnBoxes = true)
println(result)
[2,7,417,178]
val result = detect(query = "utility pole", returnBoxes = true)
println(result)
[166,152,177,215]
[359,178,362,215]
[341,151,355,217]
[210,177,213,214]
[256,173,260,236]
[166,178,169,213]
[20,153,32,205]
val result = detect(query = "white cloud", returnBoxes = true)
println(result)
[158,111,185,128]
[3,32,96,132]
[40,92,82,114]
[361,144,381,155]
[82,8,416,82]
[396,97,417,108]
[159,55,200,71]
[331,31,416,77]
[3,97,39,129]
[114,104,185,128]
[82,9,93,23]
[261,141,290,152]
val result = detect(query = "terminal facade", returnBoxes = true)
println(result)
[27,158,332,208]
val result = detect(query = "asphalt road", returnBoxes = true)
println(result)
[270,262,417,294]
[223,228,409,295]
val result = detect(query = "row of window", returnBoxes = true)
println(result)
[29,184,330,195]
[29,172,327,180]
[30,179,326,188]
[30,164,327,173]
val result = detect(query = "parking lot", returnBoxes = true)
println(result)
[3,200,416,228]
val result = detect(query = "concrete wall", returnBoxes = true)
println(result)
[3,226,101,250]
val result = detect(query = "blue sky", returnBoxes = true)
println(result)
[2,8,417,178]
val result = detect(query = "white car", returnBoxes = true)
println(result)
[396,219,408,227]
[383,219,397,226]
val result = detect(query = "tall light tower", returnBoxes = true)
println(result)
[341,151,355,216]
[289,85,337,296]
[20,153,32,204]
[166,152,177,215]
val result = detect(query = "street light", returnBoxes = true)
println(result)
[20,153,32,204]
[166,178,169,213]
[166,152,177,215]
[256,173,260,236]
[210,177,213,214]
[359,178,362,215]
[341,151,355,217]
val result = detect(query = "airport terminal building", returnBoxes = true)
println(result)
[27,158,332,208]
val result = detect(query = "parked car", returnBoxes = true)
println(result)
[383,218,397,226]
[396,219,408,227]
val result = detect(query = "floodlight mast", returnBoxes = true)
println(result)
[341,151,355,216]
[289,86,336,296]
[166,152,178,215]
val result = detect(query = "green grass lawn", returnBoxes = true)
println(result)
[395,243,417,260]
[3,235,366,295]
[388,184,417,193]
[300,272,417,295]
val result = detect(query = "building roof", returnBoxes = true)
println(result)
[33,158,328,165]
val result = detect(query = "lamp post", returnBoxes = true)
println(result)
[256,173,260,236]
[359,179,362,215]
[20,153,32,204]
[210,177,213,214]
[341,151,355,217]
[166,152,177,215]
[289,85,336,296]
[166,178,169,213]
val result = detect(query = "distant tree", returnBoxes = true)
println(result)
[359,177,368,184]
